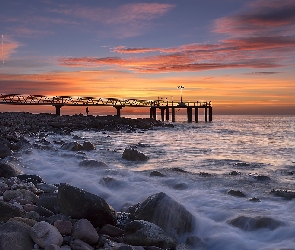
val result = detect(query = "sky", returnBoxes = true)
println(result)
[0,0,295,115]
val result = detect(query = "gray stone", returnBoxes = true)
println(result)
[0,143,12,159]
[20,189,39,203]
[229,215,284,231]
[30,221,63,248]
[70,239,94,250]
[54,220,72,236]
[82,141,96,151]
[0,201,25,222]
[122,148,148,161]
[58,183,116,227]
[3,189,23,201]
[0,220,34,250]
[0,161,23,178]
[72,219,99,245]
[127,192,194,238]
[124,220,177,249]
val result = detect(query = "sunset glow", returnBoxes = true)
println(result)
[0,0,294,115]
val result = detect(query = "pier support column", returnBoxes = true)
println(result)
[160,108,165,122]
[195,107,199,123]
[187,107,193,123]
[166,107,169,121]
[114,106,122,117]
[172,107,175,122]
[209,106,212,122]
[205,107,208,122]
[150,107,157,120]
[53,105,63,116]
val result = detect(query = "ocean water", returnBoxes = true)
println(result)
[15,115,295,250]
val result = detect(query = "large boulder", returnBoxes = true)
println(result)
[124,220,177,249]
[82,141,96,151]
[0,161,24,178]
[0,220,34,250]
[122,148,148,161]
[58,183,116,227]
[30,221,63,248]
[79,159,108,168]
[0,201,25,222]
[228,215,284,231]
[127,192,194,238]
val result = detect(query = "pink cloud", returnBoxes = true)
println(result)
[1,36,20,60]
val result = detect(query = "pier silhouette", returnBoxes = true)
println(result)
[0,94,212,122]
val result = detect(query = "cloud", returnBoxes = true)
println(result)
[244,71,282,75]
[214,0,295,36]
[1,36,20,61]
[49,3,175,38]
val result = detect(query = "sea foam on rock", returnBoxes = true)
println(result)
[58,183,117,227]
[126,192,195,238]
[124,220,177,249]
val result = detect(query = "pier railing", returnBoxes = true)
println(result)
[0,94,212,122]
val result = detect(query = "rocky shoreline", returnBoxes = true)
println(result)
[0,112,201,250]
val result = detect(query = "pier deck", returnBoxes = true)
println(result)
[0,94,212,122]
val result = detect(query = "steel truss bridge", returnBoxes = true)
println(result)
[0,94,212,122]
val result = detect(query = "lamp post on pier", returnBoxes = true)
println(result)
[177,86,184,103]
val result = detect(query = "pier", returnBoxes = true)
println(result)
[0,94,212,122]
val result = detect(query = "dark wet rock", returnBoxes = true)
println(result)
[149,171,165,177]
[44,244,61,250]
[34,205,55,217]
[271,189,295,199]
[122,148,148,161]
[249,197,261,202]
[58,183,116,227]
[124,220,177,249]
[9,217,37,227]
[0,143,12,159]
[82,141,96,151]
[234,162,250,167]
[249,173,271,181]
[170,167,188,173]
[229,215,284,231]
[227,189,246,197]
[199,172,212,177]
[61,141,83,151]
[229,171,241,176]
[0,201,25,222]
[37,193,59,213]
[72,219,99,245]
[0,161,23,178]
[37,183,58,193]
[99,224,124,237]
[173,183,188,190]
[126,192,194,238]
[185,235,206,249]
[79,159,108,168]
[70,238,94,250]
[30,221,63,248]
[17,174,45,185]
[0,220,34,250]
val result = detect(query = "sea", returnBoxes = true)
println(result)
[14,115,295,250]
